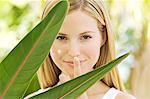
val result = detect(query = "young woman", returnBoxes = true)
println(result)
[25,0,136,99]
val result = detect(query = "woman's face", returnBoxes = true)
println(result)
[50,10,103,77]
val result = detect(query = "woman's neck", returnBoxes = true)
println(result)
[86,81,110,96]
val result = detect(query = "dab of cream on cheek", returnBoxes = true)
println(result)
[57,49,61,55]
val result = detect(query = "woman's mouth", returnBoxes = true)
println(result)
[63,60,86,65]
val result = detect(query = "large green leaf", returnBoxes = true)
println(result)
[0,0,69,99]
[31,53,129,99]
[23,74,40,98]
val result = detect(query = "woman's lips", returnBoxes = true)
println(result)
[63,60,86,65]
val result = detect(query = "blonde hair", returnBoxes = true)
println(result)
[37,0,125,91]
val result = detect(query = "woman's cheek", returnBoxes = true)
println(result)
[89,45,100,64]
[57,49,61,55]
[54,47,66,63]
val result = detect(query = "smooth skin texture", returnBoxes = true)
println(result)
[50,10,136,99]
[50,9,102,78]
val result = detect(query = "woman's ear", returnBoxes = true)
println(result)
[100,31,107,46]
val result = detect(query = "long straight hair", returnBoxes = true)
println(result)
[37,0,125,91]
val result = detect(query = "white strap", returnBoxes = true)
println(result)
[24,87,50,99]
[102,88,122,99]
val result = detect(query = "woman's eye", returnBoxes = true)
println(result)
[81,35,92,40]
[56,36,67,40]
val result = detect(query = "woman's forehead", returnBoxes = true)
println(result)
[59,10,99,35]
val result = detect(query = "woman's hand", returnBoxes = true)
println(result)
[59,57,88,99]
[73,57,88,99]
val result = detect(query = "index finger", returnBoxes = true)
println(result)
[73,57,82,78]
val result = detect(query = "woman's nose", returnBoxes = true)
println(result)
[68,42,80,58]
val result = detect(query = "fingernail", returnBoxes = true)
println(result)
[74,57,79,61]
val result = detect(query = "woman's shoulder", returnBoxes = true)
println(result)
[24,87,50,99]
[102,87,136,99]
[115,91,136,99]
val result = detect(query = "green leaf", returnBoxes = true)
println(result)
[0,0,69,98]
[31,53,129,99]
[23,74,40,98]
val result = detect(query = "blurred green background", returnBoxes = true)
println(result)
[0,0,149,99]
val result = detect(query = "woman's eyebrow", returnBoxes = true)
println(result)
[58,33,67,35]
[58,31,95,35]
